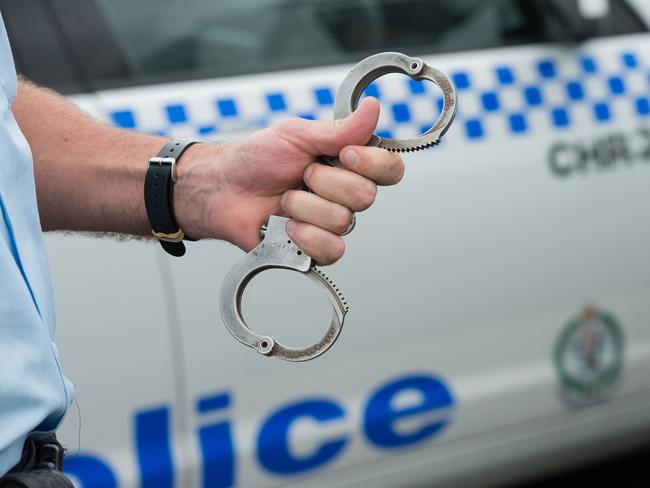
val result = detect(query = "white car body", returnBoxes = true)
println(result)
[36,2,650,487]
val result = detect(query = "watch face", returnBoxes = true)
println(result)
[554,306,624,407]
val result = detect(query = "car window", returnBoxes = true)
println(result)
[0,0,85,93]
[89,0,646,90]
[11,0,649,92]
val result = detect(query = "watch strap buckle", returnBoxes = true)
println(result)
[148,156,178,182]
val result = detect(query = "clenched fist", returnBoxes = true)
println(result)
[174,98,404,265]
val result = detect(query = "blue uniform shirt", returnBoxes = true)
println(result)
[0,15,74,475]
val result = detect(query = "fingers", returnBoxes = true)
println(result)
[281,190,353,235]
[274,97,380,156]
[285,144,403,264]
[303,164,377,212]
[339,146,404,186]
[250,98,405,266]
[300,141,403,217]
[286,219,345,265]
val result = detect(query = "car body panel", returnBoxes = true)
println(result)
[41,27,650,486]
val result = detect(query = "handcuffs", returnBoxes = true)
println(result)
[220,52,457,361]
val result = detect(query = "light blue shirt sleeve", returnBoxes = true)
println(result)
[0,14,74,475]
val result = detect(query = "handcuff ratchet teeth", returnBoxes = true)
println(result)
[220,215,348,362]
[220,52,456,362]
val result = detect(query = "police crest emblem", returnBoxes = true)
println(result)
[554,306,624,406]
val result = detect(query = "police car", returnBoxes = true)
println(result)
[4,0,650,486]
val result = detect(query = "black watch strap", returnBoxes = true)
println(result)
[144,140,197,257]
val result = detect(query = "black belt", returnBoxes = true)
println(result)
[0,435,73,488]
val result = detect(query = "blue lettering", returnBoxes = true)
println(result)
[135,407,174,488]
[62,372,455,486]
[197,392,235,487]
[257,398,347,475]
[363,374,454,448]
[64,454,117,488]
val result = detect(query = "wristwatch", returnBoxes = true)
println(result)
[144,140,197,257]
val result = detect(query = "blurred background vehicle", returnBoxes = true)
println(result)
[1,0,650,486]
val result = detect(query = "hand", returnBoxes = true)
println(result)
[174,98,404,265]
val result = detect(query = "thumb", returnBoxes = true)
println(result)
[281,97,380,156]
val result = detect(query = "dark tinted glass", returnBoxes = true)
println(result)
[7,0,649,92]
[0,0,85,93]
[91,0,646,89]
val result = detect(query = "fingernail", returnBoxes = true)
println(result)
[342,149,360,167]
[286,219,297,233]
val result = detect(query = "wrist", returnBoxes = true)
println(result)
[173,141,233,242]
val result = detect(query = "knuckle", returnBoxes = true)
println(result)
[274,118,296,133]
[274,118,311,142]
[280,190,295,213]
[355,182,377,210]
[303,163,321,185]
[285,118,305,131]
[333,209,353,234]
[324,237,345,264]
[285,220,299,240]
[332,237,346,261]
[392,156,405,183]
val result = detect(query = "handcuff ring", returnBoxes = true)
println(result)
[219,52,456,361]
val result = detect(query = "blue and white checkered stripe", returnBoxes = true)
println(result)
[106,44,650,143]
[450,49,650,141]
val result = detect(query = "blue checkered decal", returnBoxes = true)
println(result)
[108,47,650,143]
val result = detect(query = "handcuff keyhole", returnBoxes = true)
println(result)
[297,251,302,255]
[260,340,269,349]
[410,62,419,70]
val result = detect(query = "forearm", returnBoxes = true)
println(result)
[11,82,402,265]
[12,80,209,236]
